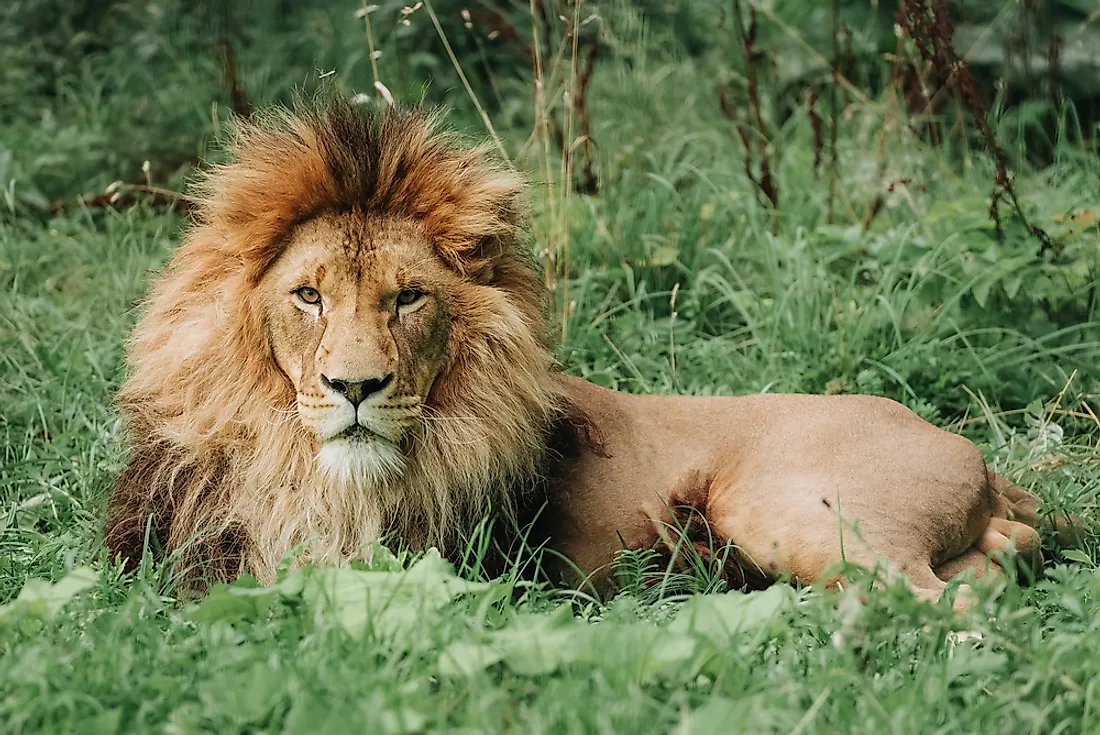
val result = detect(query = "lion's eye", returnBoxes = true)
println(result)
[294,287,322,305]
[396,289,425,308]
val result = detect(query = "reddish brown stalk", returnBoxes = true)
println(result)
[573,36,600,195]
[863,37,905,231]
[809,89,823,177]
[51,182,194,216]
[827,0,840,222]
[1048,33,1063,107]
[216,39,252,118]
[724,0,779,210]
[897,0,1055,257]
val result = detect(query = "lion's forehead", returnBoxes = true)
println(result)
[292,212,427,257]
[275,214,452,294]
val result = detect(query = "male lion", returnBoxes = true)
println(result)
[105,99,1058,602]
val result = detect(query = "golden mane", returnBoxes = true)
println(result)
[104,98,559,583]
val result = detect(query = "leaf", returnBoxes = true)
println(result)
[945,648,1007,682]
[972,278,992,308]
[438,613,700,682]
[186,572,305,625]
[379,707,427,734]
[437,640,505,677]
[579,623,698,683]
[645,631,698,673]
[303,549,492,639]
[437,607,586,677]
[496,615,584,676]
[188,548,492,635]
[650,245,680,267]
[1060,549,1093,566]
[924,197,998,233]
[0,567,98,623]
[669,586,790,645]
[363,541,409,572]
[84,708,122,735]
[198,662,286,725]
[673,696,742,735]
[1060,593,1087,619]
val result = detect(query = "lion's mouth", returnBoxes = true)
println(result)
[337,424,379,442]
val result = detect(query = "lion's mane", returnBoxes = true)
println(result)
[104,98,560,583]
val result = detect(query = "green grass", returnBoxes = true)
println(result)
[4,2,1100,733]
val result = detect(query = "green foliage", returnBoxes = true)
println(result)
[2,1,1100,732]
[0,567,97,641]
[190,550,498,639]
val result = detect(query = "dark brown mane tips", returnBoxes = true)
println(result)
[194,96,529,281]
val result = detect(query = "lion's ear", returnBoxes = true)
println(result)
[466,236,503,284]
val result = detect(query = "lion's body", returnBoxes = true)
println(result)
[105,100,1050,602]
[535,376,1041,600]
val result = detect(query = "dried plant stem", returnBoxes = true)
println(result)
[557,0,585,342]
[809,90,823,176]
[464,15,506,111]
[753,3,869,105]
[423,0,509,163]
[113,182,193,201]
[725,0,778,210]
[573,34,600,196]
[530,0,558,290]
[863,46,901,230]
[898,0,1055,257]
[359,0,381,92]
[827,0,840,223]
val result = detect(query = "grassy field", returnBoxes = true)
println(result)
[3,2,1100,732]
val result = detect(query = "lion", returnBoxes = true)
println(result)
[105,98,1070,603]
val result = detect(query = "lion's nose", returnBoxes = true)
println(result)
[321,374,394,407]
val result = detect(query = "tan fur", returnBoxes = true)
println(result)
[106,100,1067,605]
[538,376,1051,607]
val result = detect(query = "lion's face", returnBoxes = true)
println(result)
[261,212,460,483]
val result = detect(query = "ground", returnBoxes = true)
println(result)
[2,2,1100,733]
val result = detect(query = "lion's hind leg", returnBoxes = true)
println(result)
[976,516,1043,576]
[839,552,977,609]
[703,501,967,608]
[929,516,1040,603]
[991,472,1091,548]
[824,552,980,610]
[935,472,1046,586]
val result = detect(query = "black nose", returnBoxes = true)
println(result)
[320,374,394,407]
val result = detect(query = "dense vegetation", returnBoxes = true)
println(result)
[2,1,1099,732]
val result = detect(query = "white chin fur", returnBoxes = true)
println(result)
[317,437,406,487]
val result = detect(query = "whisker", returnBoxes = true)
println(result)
[420,416,486,423]
[421,405,486,422]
